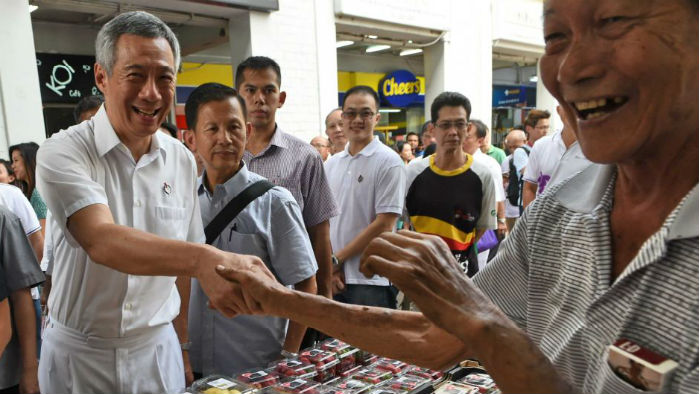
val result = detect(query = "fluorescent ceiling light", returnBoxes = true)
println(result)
[336,40,354,48]
[400,49,423,56]
[366,45,391,53]
[529,76,538,82]
[367,34,378,39]
[379,108,401,113]
[29,5,38,12]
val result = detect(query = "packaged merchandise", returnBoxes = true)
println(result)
[274,358,318,379]
[337,365,363,379]
[381,375,431,392]
[320,339,360,375]
[273,378,323,394]
[299,349,341,383]
[351,367,393,384]
[333,377,374,393]
[458,374,498,394]
[190,375,254,394]
[373,358,408,375]
[364,388,404,394]
[237,369,281,388]
[403,366,444,381]
[357,349,379,366]
[433,382,480,394]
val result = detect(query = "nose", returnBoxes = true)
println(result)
[253,89,266,105]
[556,33,607,86]
[139,75,162,102]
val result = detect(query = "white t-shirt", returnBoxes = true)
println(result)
[325,137,405,286]
[0,184,41,235]
[523,130,567,195]
[473,149,505,202]
[549,141,593,187]
[36,105,205,338]
[501,156,521,219]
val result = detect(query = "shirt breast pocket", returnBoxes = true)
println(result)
[224,230,268,262]
[155,205,188,240]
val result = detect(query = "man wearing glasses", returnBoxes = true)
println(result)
[324,86,405,309]
[524,109,551,146]
[404,92,497,277]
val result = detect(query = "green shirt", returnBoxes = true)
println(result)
[486,145,506,165]
[30,188,47,220]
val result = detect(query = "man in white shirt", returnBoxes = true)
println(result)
[522,106,590,208]
[35,11,265,394]
[324,86,405,308]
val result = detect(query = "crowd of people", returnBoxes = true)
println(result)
[0,0,697,393]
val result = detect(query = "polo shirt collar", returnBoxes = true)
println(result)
[93,104,166,160]
[198,162,250,198]
[555,164,698,240]
[346,136,381,157]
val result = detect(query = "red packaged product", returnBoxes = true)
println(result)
[403,366,444,381]
[300,349,340,368]
[373,359,407,375]
[383,375,430,392]
[334,377,373,392]
[273,378,322,394]
[275,359,318,379]
[337,365,363,379]
[459,373,497,394]
[237,369,280,388]
[351,367,393,384]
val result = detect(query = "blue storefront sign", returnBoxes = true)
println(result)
[378,70,422,107]
[492,85,536,107]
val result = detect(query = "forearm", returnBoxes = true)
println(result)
[308,221,332,298]
[173,276,190,345]
[0,299,11,357]
[270,290,467,369]
[497,201,505,221]
[10,289,38,372]
[28,231,44,263]
[336,214,397,262]
[522,182,537,208]
[470,318,575,394]
[283,277,317,352]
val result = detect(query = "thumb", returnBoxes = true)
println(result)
[215,264,236,281]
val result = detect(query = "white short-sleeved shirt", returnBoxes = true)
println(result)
[548,141,593,187]
[325,137,405,286]
[36,105,205,338]
[0,184,41,236]
[523,130,567,194]
[473,149,505,202]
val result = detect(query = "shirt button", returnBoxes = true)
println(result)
[125,303,132,310]
[135,200,142,207]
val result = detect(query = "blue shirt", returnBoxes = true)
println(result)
[189,163,317,376]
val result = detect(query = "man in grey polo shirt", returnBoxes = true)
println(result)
[184,83,317,376]
[236,56,337,300]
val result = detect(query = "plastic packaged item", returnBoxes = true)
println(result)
[190,375,254,394]
[314,361,341,384]
[337,365,363,379]
[403,366,444,381]
[382,375,431,392]
[320,339,360,375]
[237,368,281,388]
[274,358,318,379]
[351,367,393,384]
[433,382,480,394]
[333,377,374,393]
[318,386,365,394]
[373,358,408,375]
[458,374,497,394]
[357,350,378,366]
[273,378,323,394]
[365,388,404,394]
[299,349,340,383]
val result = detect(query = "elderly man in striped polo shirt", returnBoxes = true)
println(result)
[216,0,698,393]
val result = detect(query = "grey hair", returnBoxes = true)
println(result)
[95,11,180,75]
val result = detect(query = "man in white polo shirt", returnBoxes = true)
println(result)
[35,11,265,394]
[324,86,405,308]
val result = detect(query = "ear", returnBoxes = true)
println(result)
[245,122,252,140]
[375,112,381,123]
[278,91,287,108]
[183,129,197,152]
[94,62,108,95]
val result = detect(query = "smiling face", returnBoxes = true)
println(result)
[187,97,249,179]
[10,150,26,181]
[342,92,380,146]
[407,134,419,150]
[238,68,286,131]
[540,0,698,164]
[325,109,346,150]
[94,34,176,140]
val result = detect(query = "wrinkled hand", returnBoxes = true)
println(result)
[182,350,194,387]
[214,256,287,316]
[359,230,505,340]
[197,250,275,318]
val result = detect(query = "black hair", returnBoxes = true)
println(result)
[160,122,178,138]
[235,56,282,89]
[406,132,419,140]
[0,159,17,186]
[524,109,551,128]
[420,121,432,134]
[470,119,488,139]
[185,83,247,130]
[342,86,380,110]
[73,95,104,123]
[430,91,471,123]
[8,142,40,199]
[422,143,437,157]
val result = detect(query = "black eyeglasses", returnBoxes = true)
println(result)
[435,120,469,131]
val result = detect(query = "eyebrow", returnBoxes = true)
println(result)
[124,64,175,73]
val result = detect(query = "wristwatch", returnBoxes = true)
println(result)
[331,254,340,266]
[497,218,506,224]
[180,341,192,351]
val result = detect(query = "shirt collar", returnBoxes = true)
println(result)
[269,124,289,149]
[198,162,250,198]
[93,104,166,160]
[346,136,381,157]
[555,164,698,240]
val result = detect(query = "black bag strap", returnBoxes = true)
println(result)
[204,180,274,245]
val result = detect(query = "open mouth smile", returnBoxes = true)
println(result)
[133,107,160,118]
[572,96,628,120]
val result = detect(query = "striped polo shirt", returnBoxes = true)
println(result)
[474,164,698,394]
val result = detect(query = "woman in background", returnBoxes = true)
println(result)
[10,143,47,233]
